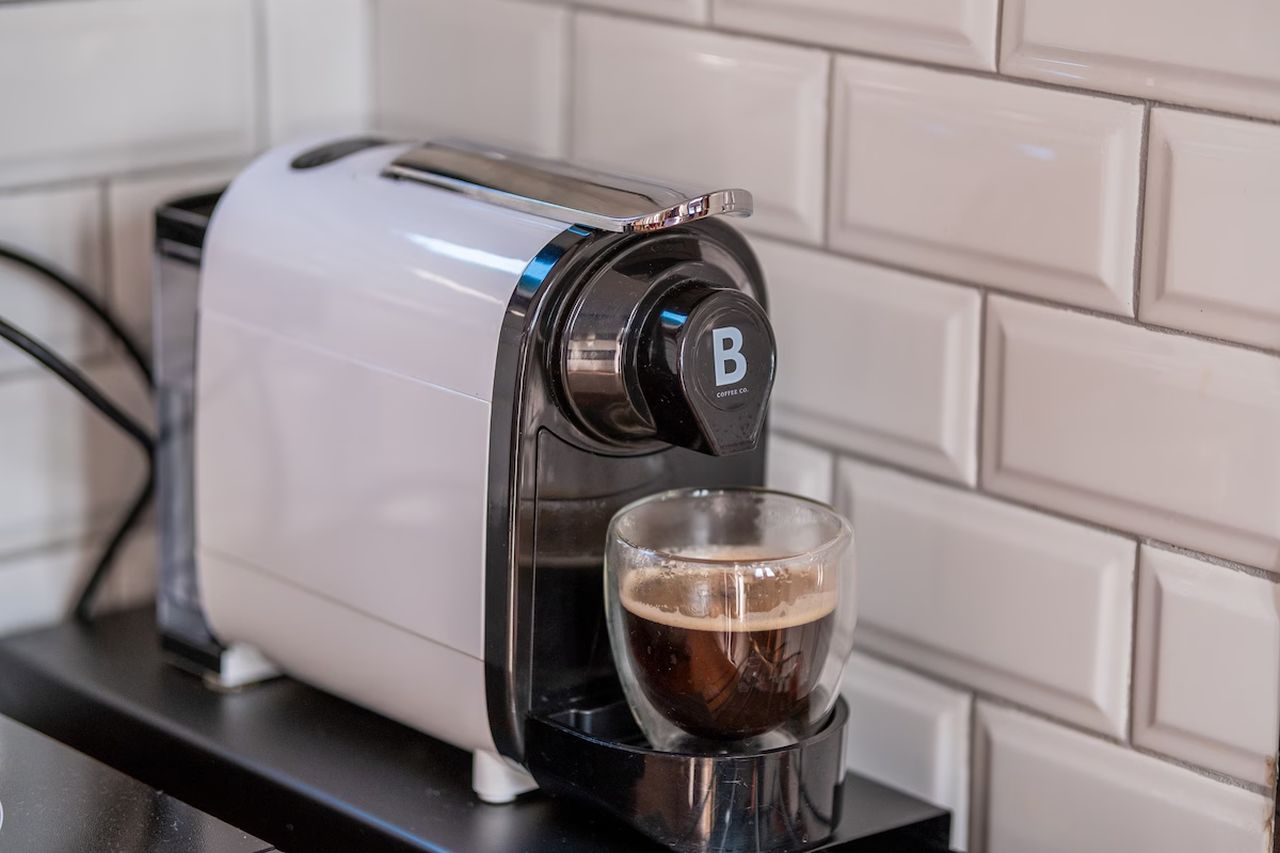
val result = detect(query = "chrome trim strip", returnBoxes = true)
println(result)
[384,141,753,233]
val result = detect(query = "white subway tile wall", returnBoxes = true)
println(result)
[0,185,106,374]
[838,460,1135,738]
[2,0,1277,848]
[829,56,1144,315]
[842,652,972,851]
[0,0,257,188]
[973,702,1272,853]
[984,295,1280,570]
[760,238,982,483]
[555,0,708,23]
[713,0,999,71]
[0,362,152,558]
[1001,0,1280,121]
[0,3,371,629]
[571,13,829,243]
[263,0,371,144]
[765,433,835,503]
[1139,109,1280,351]
[374,0,568,156]
[1132,546,1280,787]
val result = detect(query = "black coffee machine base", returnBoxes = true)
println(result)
[0,608,951,853]
[528,699,848,853]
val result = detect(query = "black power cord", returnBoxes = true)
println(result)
[0,245,153,386]
[0,244,156,622]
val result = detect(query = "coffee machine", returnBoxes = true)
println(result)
[153,137,849,852]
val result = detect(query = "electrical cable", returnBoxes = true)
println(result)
[0,244,153,388]
[0,247,156,623]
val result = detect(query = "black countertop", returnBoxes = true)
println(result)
[0,607,950,852]
[0,712,272,852]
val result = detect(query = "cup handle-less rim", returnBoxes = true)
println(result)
[608,485,853,567]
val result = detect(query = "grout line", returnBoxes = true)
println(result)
[826,444,842,511]
[1138,539,1280,584]
[992,0,1006,72]
[562,6,577,159]
[0,157,246,200]
[250,0,271,149]
[858,645,1272,796]
[757,228,1280,359]
[853,649,1130,748]
[0,344,121,384]
[1130,105,1152,316]
[94,178,120,366]
[770,425,1279,582]
[820,51,836,249]
[365,0,381,131]
[549,4,1280,129]
[97,179,116,308]
[973,288,989,489]
[966,697,983,853]
[1131,741,1274,797]
[0,528,116,569]
[1124,544,1141,745]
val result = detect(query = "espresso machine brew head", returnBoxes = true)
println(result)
[155,136,848,852]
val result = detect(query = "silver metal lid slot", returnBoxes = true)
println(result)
[383,141,753,233]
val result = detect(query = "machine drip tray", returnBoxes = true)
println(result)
[527,698,850,853]
[0,607,951,853]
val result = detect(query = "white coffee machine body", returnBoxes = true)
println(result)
[196,140,564,767]
[191,137,796,827]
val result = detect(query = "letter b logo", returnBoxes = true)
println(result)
[712,326,747,386]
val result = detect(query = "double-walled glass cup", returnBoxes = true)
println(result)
[605,488,856,751]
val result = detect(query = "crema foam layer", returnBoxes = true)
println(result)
[620,545,837,633]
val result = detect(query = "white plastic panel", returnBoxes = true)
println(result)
[196,137,572,747]
[197,316,490,659]
[200,550,495,754]
[201,139,568,402]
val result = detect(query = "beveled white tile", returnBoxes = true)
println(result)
[984,296,1280,571]
[757,238,980,483]
[1133,546,1280,787]
[264,0,371,143]
[572,14,829,243]
[373,0,568,156]
[0,185,105,375]
[765,434,833,503]
[973,703,1272,853]
[1002,0,1280,121]
[713,0,997,71]
[0,0,256,188]
[829,56,1142,315]
[0,359,152,559]
[838,460,1135,737]
[843,653,972,851]
[561,0,708,23]
[0,526,156,638]
[107,167,238,348]
[1140,109,1280,351]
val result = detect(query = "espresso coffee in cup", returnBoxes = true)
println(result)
[605,488,855,750]
[619,547,837,741]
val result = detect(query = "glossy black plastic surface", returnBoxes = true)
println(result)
[289,135,390,169]
[637,281,774,455]
[527,699,849,853]
[153,191,227,676]
[484,219,771,763]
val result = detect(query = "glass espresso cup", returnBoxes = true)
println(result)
[605,488,855,751]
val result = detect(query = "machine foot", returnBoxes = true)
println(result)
[201,643,280,691]
[472,749,537,804]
